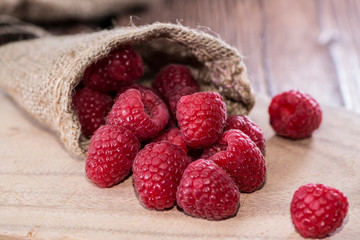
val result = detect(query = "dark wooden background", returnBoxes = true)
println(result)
[39,0,360,113]
[114,0,360,113]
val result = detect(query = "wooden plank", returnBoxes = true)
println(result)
[118,0,268,95]
[120,0,352,109]
[0,92,359,239]
[317,0,360,113]
[260,0,343,106]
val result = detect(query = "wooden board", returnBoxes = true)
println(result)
[0,92,359,240]
[114,0,360,113]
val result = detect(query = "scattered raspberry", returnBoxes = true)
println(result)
[72,88,113,138]
[85,125,140,188]
[106,88,169,141]
[166,86,197,116]
[202,129,266,192]
[176,159,240,220]
[150,127,188,153]
[114,84,154,102]
[225,115,266,155]
[290,183,348,238]
[152,64,199,98]
[176,92,227,149]
[133,141,190,209]
[268,90,322,139]
[84,45,143,93]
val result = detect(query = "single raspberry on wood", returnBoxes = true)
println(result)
[84,45,143,93]
[201,129,266,192]
[176,91,227,149]
[72,87,113,138]
[268,90,322,139]
[152,64,199,98]
[133,141,190,210]
[106,88,169,141]
[290,183,348,238]
[150,127,188,153]
[85,125,140,188]
[176,159,240,220]
[225,115,266,155]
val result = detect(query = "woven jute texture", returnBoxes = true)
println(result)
[0,0,148,22]
[0,22,255,159]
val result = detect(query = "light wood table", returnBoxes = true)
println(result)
[0,92,359,239]
[1,0,360,239]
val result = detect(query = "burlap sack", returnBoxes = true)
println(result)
[0,22,255,159]
[0,0,148,22]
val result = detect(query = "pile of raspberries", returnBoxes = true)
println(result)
[73,45,348,238]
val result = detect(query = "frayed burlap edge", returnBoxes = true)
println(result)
[0,22,255,159]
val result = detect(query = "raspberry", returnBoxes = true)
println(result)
[85,125,140,188]
[201,129,266,192]
[152,64,199,98]
[200,143,226,160]
[114,84,154,102]
[225,115,266,155]
[176,159,240,220]
[84,45,143,93]
[133,141,190,209]
[150,127,188,153]
[290,183,348,238]
[176,92,227,149]
[268,90,322,139]
[106,88,169,141]
[72,88,113,138]
[166,86,197,116]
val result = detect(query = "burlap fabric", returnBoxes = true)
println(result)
[0,0,149,22]
[0,22,255,159]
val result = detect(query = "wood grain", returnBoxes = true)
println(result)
[115,0,360,112]
[1,92,359,239]
[316,0,360,113]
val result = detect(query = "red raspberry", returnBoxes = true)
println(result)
[290,183,348,238]
[84,45,143,93]
[114,84,155,102]
[176,92,227,149]
[106,88,169,141]
[176,159,240,220]
[150,127,188,153]
[133,141,190,209]
[268,90,322,139]
[166,86,197,116]
[225,115,266,155]
[72,88,113,138]
[152,64,199,98]
[200,143,226,160]
[201,129,266,192]
[85,125,140,188]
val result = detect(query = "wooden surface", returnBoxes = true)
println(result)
[1,92,360,240]
[115,0,360,113]
[1,0,360,239]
